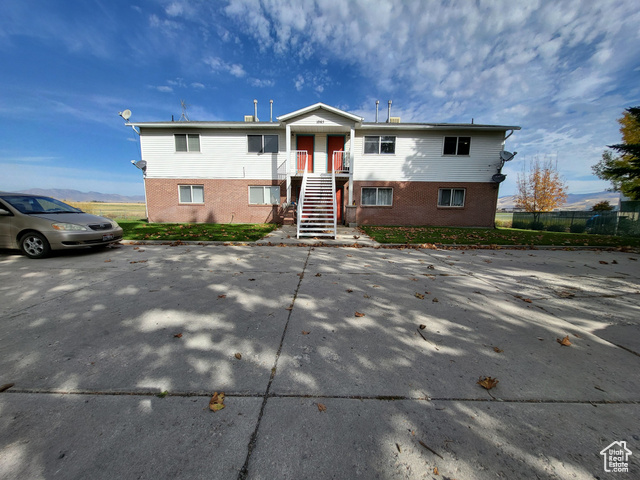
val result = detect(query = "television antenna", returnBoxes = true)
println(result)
[179,100,190,121]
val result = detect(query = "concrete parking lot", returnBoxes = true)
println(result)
[1,244,639,479]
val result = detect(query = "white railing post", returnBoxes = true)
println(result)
[296,153,309,239]
[332,165,337,238]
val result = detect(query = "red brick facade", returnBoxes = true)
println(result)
[353,181,499,227]
[145,178,286,224]
[145,178,498,227]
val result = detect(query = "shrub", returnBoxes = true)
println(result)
[511,221,528,229]
[529,221,545,231]
[570,224,586,233]
[495,220,512,228]
[546,224,566,232]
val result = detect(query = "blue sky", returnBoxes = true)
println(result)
[1,0,639,198]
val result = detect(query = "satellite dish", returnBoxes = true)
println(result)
[492,173,507,183]
[500,151,516,162]
[131,160,147,172]
[119,109,132,121]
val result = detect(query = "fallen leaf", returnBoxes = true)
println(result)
[523,298,533,303]
[434,467,439,475]
[557,335,572,346]
[302,331,310,335]
[612,260,618,264]
[346,289,353,293]
[427,265,435,270]
[234,353,242,360]
[419,324,426,330]
[104,259,111,263]
[248,278,256,281]
[317,403,327,412]
[0,383,15,392]
[363,294,371,298]
[173,333,183,338]
[218,294,226,299]
[209,392,225,411]
[432,298,439,303]
[315,273,322,277]
[157,390,169,398]
[477,376,499,390]
[415,293,425,299]
[355,311,365,317]
[599,260,608,265]
[493,346,503,353]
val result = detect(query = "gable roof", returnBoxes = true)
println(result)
[277,102,363,123]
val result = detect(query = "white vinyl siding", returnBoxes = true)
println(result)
[179,185,204,203]
[361,187,393,206]
[141,130,284,180]
[353,131,504,183]
[249,186,280,205]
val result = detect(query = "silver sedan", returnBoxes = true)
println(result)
[0,193,123,259]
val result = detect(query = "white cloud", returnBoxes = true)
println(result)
[250,78,275,88]
[204,56,246,78]
[294,74,304,91]
[156,86,173,93]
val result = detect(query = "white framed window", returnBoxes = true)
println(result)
[249,186,280,205]
[438,188,465,207]
[361,187,393,206]
[443,136,470,156]
[175,134,200,152]
[248,134,279,153]
[179,185,204,204]
[364,136,395,154]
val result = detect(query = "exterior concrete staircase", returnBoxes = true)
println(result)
[297,173,337,238]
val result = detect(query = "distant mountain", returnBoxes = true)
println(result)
[16,188,145,203]
[498,191,620,211]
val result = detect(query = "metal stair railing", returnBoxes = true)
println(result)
[331,167,337,238]
[296,153,309,239]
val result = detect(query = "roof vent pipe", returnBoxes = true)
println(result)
[387,100,392,123]
[270,100,273,122]
[375,100,379,123]
[253,99,258,122]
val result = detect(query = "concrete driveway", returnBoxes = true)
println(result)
[1,244,639,479]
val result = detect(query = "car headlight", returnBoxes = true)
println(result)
[110,220,120,228]
[52,222,88,231]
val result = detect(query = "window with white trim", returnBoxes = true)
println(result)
[361,187,393,206]
[443,136,470,155]
[249,186,280,205]
[175,134,200,152]
[248,134,279,153]
[364,136,395,154]
[438,188,465,207]
[179,185,204,204]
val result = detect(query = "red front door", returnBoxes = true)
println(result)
[327,135,344,173]
[297,136,314,173]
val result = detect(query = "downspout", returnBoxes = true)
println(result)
[127,124,149,221]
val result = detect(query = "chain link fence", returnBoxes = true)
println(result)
[511,210,640,236]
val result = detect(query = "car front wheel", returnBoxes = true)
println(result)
[19,232,51,259]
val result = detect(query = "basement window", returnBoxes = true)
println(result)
[443,136,470,156]
[438,188,465,207]
[179,185,204,204]
[249,186,280,205]
[248,135,279,153]
[361,187,393,206]
[175,134,200,152]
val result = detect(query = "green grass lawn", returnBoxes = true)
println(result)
[360,225,640,247]
[118,221,277,242]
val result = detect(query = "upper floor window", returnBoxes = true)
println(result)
[175,134,200,152]
[443,136,470,156]
[364,136,396,154]
[248,134,279,153]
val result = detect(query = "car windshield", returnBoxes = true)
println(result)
[0,195,82,214]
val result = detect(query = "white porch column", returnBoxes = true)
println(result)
[348,126,355,205]
[286,124,291,204]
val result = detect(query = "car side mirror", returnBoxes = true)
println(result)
[0,208,11,216]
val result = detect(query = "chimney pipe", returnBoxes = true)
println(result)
[270,99,273,122]
[387,100,392,123]
[375,100,379,123]
[253,99,258,122]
